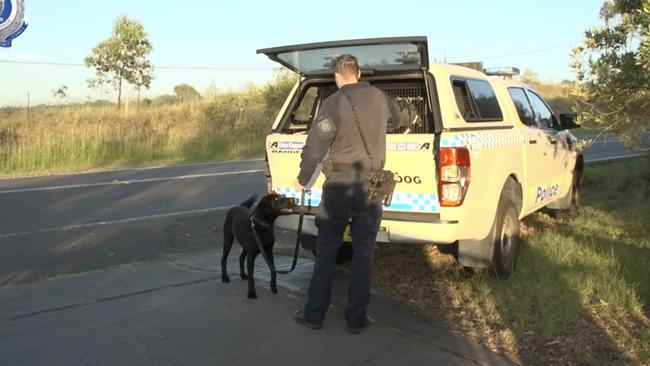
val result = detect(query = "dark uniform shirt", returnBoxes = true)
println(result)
[297,81,401,185]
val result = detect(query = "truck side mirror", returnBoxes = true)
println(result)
[558,113,580,130]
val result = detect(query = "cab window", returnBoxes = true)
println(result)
[292,87,319,128]
[527,91,556,129]
[508,87,535,126]
[452,77,503,122]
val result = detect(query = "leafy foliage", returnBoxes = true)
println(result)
[173,84,201,102]
[152,95,177,105]
[261,69,297,118]
[572,0,650,146]
[51,85,68,100]
[84,16,154,108]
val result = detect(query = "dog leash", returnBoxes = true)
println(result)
[250,189,305,275]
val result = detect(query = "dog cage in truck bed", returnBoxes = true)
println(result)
[382,82,430,134]
[280,80,432,134]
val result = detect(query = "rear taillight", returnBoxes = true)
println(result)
[438,147,471,207]
[264,151,273,194]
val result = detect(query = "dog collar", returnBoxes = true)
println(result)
[250,214,272,229]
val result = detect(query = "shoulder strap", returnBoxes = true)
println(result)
[341,91,375,170]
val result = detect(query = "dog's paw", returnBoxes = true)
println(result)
[247,292,258,299]
[222,276,230,283]
[240,273,248,280]
[271,286,278,294]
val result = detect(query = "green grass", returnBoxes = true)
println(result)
[372,157,650,365]
[0,100,266,177]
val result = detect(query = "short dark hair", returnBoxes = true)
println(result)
[332,54,359,78]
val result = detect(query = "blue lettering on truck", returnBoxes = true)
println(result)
[536,184,560,203]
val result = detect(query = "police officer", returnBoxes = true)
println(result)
[293,54,400,333]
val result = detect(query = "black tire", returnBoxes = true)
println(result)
[436,243,458,260]
[557,172,580,219]
[457,178,522,276]
[336,242,354,264]
[310,242,354,265]
[492,198,520,278]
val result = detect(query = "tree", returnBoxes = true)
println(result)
[262,69,298,118]
[571,0,650,145]
[173,84,201,102]
[52,85,68,100]
[152,95,177,105]
[84,16,154,109]
[520,69,540,86]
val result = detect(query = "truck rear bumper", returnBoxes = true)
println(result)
[274,214,461,245]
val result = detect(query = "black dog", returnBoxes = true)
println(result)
[221,193,295,299]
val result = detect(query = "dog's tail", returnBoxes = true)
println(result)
[240,195,257,208]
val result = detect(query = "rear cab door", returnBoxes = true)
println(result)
[258,37,442,236]
[524,89,575,208]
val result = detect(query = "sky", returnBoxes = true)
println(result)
[0,0,605,107]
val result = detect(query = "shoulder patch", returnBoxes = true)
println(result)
[317,118,334,133]
[315,117,337,141]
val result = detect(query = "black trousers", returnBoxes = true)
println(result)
[303,180,382,327]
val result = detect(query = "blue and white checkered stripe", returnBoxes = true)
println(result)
[274,187,439,213]
[275,187,323,206]
[441,130,525,151]
[387,192,439,213]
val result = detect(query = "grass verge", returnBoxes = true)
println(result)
[0,73,295,177]
[372,157,650,365]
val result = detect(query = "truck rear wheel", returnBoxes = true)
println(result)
[306,234,354,264]
[492,199,519,277]
[457,179,521,277]
[555,171,581,219]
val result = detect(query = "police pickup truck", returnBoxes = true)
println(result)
[257,37,583,276]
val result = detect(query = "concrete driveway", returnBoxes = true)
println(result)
[0,251,513,366]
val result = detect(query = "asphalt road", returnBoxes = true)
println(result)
[0,134,645,287]
[578,132,649,162]
[0,159,268,286]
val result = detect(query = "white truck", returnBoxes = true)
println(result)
[257,37,583,276]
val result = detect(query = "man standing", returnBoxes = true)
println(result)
[293,54,399,334]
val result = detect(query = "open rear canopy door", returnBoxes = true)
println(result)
[257,36,429,76]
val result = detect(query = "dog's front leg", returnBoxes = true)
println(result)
[246,252,257,299]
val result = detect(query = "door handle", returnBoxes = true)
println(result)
[528,139,537,144]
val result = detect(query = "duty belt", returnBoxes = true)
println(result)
[332,163,371,175]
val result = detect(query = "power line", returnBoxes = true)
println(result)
[483,44,574,59]
[0,59,274,70]
[1,43,576,73]
[452,44,575,62]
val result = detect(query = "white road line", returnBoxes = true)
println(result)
[0,169,265,194]
[0,206,233,238]
[0,158,265,182]
[585,152,649,164]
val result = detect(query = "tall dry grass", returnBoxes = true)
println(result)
[0,75,295,176]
